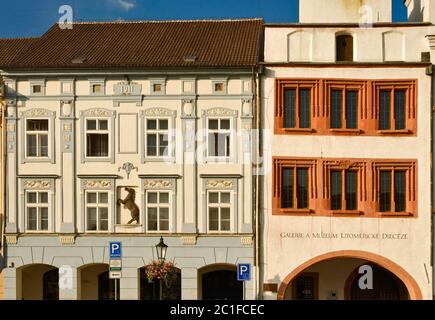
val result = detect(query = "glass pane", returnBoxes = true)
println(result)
[147,192,158,204]
[99,207,108,220]
[208,133,217,157]
[379,91,391,130]
[284,89,296,128]
[87,208,97,230]
[220,119,230,130]
[40,208,48,230]
[148,220,158,231]
[159,119,168,130]
[217,133,229,157]
[159,134,168,156]
[87,192,97,204]
[346,91,358,129]
[394,171,406,212]
[380,171,392,212]
[99,219,108,231]
[209,208,219,230]
[99,193,108,204]
[87,120,97,130]
[297,168,309,209]
[147,134,157,156]
[394,90,406,130]
[160,220,169,231]
[221,192,231,203]
[221,207,230,220]
[209,220,219,231]
[27,119,48,131]
[159,192,169,204]
[39,134,48,157]
[147,119,157,130]
[331,171,342,210]
[331,90,342,129]
[99,120,108,130]
[345,171,357,210]
[299,89,311,128]
[209,192,219,204]
[147,207,158,230]
[209,119,219,130]
[28,208,37,230]
[87,134,108,157]
[39,192,48,203]
[282,168,294,208]
[27,192,37,203]
[221,220,231,231]
[160,207,169,220]
[27,135,37,157]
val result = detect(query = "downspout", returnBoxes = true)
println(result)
[0,77,5,263]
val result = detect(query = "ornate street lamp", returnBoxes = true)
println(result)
[155,237,168,300]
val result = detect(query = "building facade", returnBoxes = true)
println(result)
[261,0,434,300]
[0,19,262,300]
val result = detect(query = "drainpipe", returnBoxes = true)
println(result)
[0,77,5,264]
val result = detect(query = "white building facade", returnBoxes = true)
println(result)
[0,19,262,300]
[261,0,435,300]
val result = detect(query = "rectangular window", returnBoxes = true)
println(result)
[380,171,392,212]
[26,119,49,157]
[379,89,407,131]
[146,119,169,157]
[283,88,311,129]
[208,191,231,232]
[86,191,109,231]
[86,119,109,157]
[26,191,49,231]
[380,170,407,213]
[208,118,231,158]
[32,85,42,94]
[281,167,309,209]
[330,90,358,129]
[394,171,406,212]
[330,170,358,211]
[92,84,103,94]
[146,191,170,231]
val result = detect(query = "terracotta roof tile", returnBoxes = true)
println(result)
[0,38,37,67]
[1,19,263,70]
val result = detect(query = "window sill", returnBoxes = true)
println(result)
[377,129,412,135]
[274,208,313,215]
[282,128,314,133]
[377,212,413,217]
[331,210,363,216]
[329,129,362,135]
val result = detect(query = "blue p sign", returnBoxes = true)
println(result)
[109,241,122,258]
[237,263,251,281]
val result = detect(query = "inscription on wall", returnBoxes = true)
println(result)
[280,232,409,240]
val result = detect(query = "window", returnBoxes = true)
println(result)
[336,34,353,62]
[26,191,49,231]
[208,191,231,232]
[146,191,170,231]
[214,82,224,92]
[153,84,162,93]
[330,170,358,211]
[150,81,165,94]
[32,85,42,94]
[282,167,309,209]
[86,119,109,157]
[330,90,358,129]
[86,191,109,231]
[284,88,311,129]
[146,119,169,157]
[92,84,103,94]
[26,119,49,158]
[208,118,231,158]
[379,170,406,213]
[379,90,406,130]
[212,81,227,94]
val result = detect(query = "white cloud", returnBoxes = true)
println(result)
[109,0,136,11]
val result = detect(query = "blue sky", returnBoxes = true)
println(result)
[0,0,407,38]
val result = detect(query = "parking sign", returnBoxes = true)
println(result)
[237,263,251,281]
[109,241,122,259]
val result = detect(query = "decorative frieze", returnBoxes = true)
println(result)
[181,235,198,245]
[20,108,54,117]
[202,107,238,117]
[23,179,52,189]
[205,179,233,190]
[141,107,176,117]
[82,179,112,189]
[81,108,113,117]
[143,179,173,189]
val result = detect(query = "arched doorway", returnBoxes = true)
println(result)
[78,263,118,300]
[139,266,181,300]
[345,264,408,300]
[199,264,243,300]
[17,264,58,300]
[278,251,422,300]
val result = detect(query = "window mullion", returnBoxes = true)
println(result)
[390,89,395,131]
[391,170,396,212]
[341,170,346,210]
[342,88,347,129]
[293,167,297,208]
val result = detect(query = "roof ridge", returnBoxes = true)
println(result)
[57,18,263,25]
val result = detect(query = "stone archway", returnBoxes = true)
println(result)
[198,264,243,300]
[16,264,59,300]
[277,250,422,300]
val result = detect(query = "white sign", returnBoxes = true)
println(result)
[110,259,122,270]
[109,270,122,279]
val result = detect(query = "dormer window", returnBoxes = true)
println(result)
[32,85,42,94]
[153,83,162,93]
[89,79,105,95]
[336,34,354,62]
[92,84,102,94]
[212,80,227,94]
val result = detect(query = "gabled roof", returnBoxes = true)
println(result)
[0,19,263,70]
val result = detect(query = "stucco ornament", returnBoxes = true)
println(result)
[24,180,51,189]
[143,179,173,189]
[118,162,138,179]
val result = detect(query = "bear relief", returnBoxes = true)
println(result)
[117,187,140,224]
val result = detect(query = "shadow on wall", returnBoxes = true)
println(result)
[409,0,423,21]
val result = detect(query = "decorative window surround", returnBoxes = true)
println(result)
[19,177,56,233]
[79,176,116,233]
[79,108,116,163]
[150,79,166,95]
[275,78,417,136]
[202,107,238,164]
[89,79,105,96]
[20,108,56,164]
[140,176,177,233]
[140,108,176,163]
[212,79,228,95]
[202,177,238,234]
[272,157,417,218]
[60,79,75,96]
[29,79,45,96]
[182,79,196,94]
